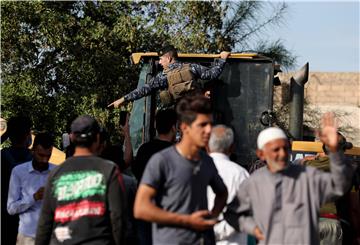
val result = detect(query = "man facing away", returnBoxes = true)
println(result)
[1,116,33,245]
[134,95,228,245]
[35,115,126,245]
[108,45,231,108]
[224,112,354,245]
[133,108,177,245]
[7,132,55,245]
[207,125,249,245]
[133,108,177,182]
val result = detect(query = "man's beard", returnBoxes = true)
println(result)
[266,157,289,172]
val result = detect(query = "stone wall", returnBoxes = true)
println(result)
[274,72,360,145]
[276,72,360,106]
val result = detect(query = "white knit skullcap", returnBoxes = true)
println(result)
[257,127,287,149]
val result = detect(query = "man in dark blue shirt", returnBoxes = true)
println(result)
[108,46,230,108]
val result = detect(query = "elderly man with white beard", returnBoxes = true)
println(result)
[224,112,354,245]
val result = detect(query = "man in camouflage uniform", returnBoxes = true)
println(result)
[108,45,230,108]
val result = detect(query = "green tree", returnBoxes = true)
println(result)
[1,1,295,147]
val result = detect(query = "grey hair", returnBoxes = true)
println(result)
[208,125,234,153]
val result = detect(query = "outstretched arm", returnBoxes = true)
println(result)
[108,72,168,108]
[108,97,125,108]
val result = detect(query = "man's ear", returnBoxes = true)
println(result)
[95,133,101,145]
[256,149,265,161]
[69,133,75,143]
[92,133,102,154]
[226,143,235,155]
[179,122,188,134]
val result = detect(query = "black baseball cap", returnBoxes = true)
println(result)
[71,115,100,139]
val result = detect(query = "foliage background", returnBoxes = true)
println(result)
[1,1,296,147]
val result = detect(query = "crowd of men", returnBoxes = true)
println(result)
[1,45,359,245]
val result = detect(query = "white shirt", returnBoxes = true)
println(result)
[208,152,249,245]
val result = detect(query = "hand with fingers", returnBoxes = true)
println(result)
[318,112,339,153]
[33,187,45,201]
[107,97,125,108]
[220,51,231,59]
[186,210,218,231]
[253,226,265,241]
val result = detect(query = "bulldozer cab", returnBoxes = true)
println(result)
[129,52,276,165]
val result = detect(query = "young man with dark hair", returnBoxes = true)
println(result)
[134,95,228,245]
[7,132,55,245]
[108,46,231,108]
[35,115,126,245]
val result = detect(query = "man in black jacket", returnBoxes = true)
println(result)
[35,115,126,245]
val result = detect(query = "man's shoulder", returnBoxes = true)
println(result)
[150,146,175,160]
[248,166,268,179]
[158,145,175,154]
[229,161,249,176]
[2,147,32,164]
[221,161,249,182]
[211,153,247,173]
[11,160,32,173]
[139,139,172,152]
[52,156,116,174]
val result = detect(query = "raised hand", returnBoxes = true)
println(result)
[107,97,125,108]
[319,112,339,152]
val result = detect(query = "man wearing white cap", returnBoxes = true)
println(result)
[224,112,353,245]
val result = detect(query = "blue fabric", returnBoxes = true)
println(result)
[7,161,55,237]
